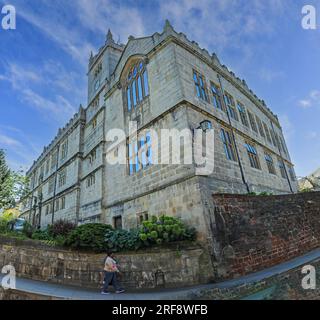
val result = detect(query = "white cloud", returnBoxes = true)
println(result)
[0,127,41,172]
[0,134,21,147]
[278,114,294,143]
[0,62,79,122]
[299,90,320,108]
[74,0,145,40]
[159,0,289,52]
[259,68,285,82]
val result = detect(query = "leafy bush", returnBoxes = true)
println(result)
[65,223,113,252]
[139,215,196,245]
[105,229,143,252]
[0,218,9,234]
[22,221,34,238]
[31,229,52,241]
[48,219,76,238]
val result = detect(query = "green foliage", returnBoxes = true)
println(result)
[300,188,313,193]
[105,229,143,252]
[0,149,30,210]
[139,215,197,245]
[22,221,34,238]
[65,223,113,252]
[31,229,52,241]
[248,191,273,196]
[0,219,9,233]
[48,219,76,238]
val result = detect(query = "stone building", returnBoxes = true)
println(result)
[20,21,298,241]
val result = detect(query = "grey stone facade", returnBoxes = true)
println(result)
[20,21,298,240]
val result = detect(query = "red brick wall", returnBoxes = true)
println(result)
[212,192,320,279]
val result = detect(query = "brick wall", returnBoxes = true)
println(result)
[212,192,320,279]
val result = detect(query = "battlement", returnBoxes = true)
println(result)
[26,105,86,176]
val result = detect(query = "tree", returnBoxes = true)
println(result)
[0,149,29,210]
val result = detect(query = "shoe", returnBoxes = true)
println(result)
[116,289,125,294]
[101,291,110,295]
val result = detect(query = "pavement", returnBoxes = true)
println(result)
[1,248,320,300]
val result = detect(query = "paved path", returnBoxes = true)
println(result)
[1,248,320,300]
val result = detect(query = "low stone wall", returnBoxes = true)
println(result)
[0,237,214,290]
[212,192,320,279]
[190,255,320,300]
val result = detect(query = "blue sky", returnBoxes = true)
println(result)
[0,0,319,177]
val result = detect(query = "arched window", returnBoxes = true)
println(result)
[126,60,149,111]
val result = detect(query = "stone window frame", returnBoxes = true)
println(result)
[220,128,237,162]
[61,139,68,161]
[128,132,152,176]
[237,102,249,127]
[279,136,288,156]
[88,148,97,165]
[288,166,296,181]
[61,196,66,210]
[94,62,102,78]
[193,70,209,102]
[45,158,50,174]
[255,116,266,138]
[55,199,60,212]
[51,150,58,170]
[137,212,149,226]
[125,60,149,112]
[113,215,123,230]
[263,122,272,144]
[245,142,261,170]
[278,159,287,179]
[58,169,67,187]
[45,202,53,215]
[224,91,239,121]
[270,129,277,147]
[247,111,258,133]
[48,177,54,194]
[38,164,44,184]
[209,81,223,111]
[92,116,98,130]
[264,152,276,175]
[86,173,96,188]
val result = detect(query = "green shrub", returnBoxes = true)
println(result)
[65,223,113,252]
[105,229,143,252]
[48,219,76,238]
[31,229,52,241]
[0,219,9,234]
[22,221,34,238]
[139,215,197,245]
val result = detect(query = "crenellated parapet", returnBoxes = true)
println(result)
[26,105,86,176]
[157,20,280,125]
[103,20,280,126]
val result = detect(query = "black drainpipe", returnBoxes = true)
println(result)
[217,74,250,193]
[51,144,60,224]
[270,121,294,193]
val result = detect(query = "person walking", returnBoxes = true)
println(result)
[101,251,125,295]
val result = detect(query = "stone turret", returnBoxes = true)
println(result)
[106,29,115,45]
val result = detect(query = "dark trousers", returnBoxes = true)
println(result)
[103,271,121,292]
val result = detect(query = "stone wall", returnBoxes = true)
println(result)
[211,192,320,279]
[0,237,213,290]
[188,253,320,300]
